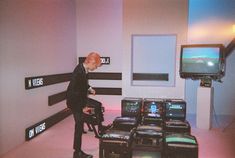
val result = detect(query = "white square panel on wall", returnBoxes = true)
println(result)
[132,34,177,86]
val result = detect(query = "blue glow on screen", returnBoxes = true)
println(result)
[150,104,157,113]
[182,48,219,59]
[181,47,220,73]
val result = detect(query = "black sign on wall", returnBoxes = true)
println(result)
[79,57,110,65]
[25,73,72,89]
[100,57,110,65]
[25,108,71,140]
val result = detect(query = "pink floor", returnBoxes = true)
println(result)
[1,110,235,158]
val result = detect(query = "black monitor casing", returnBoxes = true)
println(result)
[180,44,225,81]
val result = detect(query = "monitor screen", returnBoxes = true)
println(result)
[165,102,186,119]
[166,136,197,144]
[124,101,141,113]
[180,44,225,80]
[121,98,142,117]
[144,101,163,117]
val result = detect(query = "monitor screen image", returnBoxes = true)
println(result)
[180,44,225,80]
[182,47,220,73]
[165,103,185,119]
[166,136,197,144]
[124,102,141,113]
[121,98,142,117]
[144,101,163,117]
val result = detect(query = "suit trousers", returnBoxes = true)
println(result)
[72,111,84,152]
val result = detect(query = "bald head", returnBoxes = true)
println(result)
[84,52,101,71]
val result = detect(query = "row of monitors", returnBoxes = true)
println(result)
[121,97,186,120]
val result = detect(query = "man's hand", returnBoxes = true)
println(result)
[89,87,96,95]
[83,106,92,114]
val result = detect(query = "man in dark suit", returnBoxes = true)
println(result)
[66,52,101,158]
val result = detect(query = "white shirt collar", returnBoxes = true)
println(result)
[83,63,89,74]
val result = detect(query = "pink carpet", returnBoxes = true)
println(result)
[1,110,235,158]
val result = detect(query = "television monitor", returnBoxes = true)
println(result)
[180,44,225,80]
[165,100,186,120]
[121,97,142,117]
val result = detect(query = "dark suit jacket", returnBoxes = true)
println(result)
[66,64,90,113]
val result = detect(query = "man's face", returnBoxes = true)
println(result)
[88,60,99,71]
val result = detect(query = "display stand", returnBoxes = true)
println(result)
[196,86,214,130]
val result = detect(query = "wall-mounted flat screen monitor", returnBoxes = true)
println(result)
[180,44,225,80]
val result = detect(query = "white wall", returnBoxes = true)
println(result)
[76,0,123,110]
[123,0,188,99]
[76,0,188,110]
[186,0,235,115]
[0,0,77,156]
